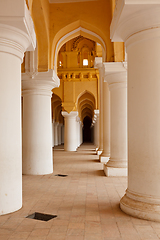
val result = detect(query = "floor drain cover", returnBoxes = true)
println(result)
[26,212,57,221]
[55,174,68,177]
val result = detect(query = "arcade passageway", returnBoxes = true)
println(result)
[0,144,160,240]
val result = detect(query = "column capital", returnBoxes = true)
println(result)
[76,116,80,122]
[94,57,103,69]
[0,0,36,61]
[62,111,78,118]
[103,62,127,90]
[22,70,60,97]
[110,0,160,42]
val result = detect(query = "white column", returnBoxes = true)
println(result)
[100,67,110,163]
[76,117,81,148]
[58,123,62,145]
[52,119,55,147]
[54,122,59,146]
[80,122,83,145]
[62,111,78,151]
[0,0,36,215]
[61,124,64,144]
[103,63,127,176]
[95,58,103,155]
[111,0,160,222]
[94,110,99,150]
[22,70,60,175]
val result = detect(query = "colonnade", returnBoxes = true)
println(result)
[1,0,160,224]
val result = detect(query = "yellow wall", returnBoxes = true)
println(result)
[53,36,98,116]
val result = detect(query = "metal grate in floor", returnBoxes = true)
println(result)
[26,212,57,221]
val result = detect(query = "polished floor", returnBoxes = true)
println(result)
[0,144,160,240]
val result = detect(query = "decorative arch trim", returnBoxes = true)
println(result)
[52,24,106,72]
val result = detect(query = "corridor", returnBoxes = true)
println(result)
[0,144,160,240]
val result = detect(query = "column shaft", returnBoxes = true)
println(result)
[104,63,127,176]
[121,30,160,221]
[0,0,36,214]
[54,122,59,146]
[22,70,59,175]
[58,123,62,145]
[100,80,110,163]
[52,120,54,147]
[62,111,78,151]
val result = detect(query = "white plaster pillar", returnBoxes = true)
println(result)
[22,70,60,175]
[52,119,55,147]
[80,122,83,145]
[54,122,59,146]
[94,58,103,155]
[62,111,78,151]
[100,66,110,163]
[76,117,81,148]
[94,110,99,150]
[0,0,36,215]
[111,0,160,222]
[58,123,62,145]
[103,63,127,176]
[92,120,96,146]
[61,124,64,144]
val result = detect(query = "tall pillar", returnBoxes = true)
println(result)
[22,70,60,175]
[0,0,36,214]
[100,66,110,163]
[103,62,127,176]
[111,0,160,221]
[80,122,83,145]
[58,123,62,145]
[61,124,64,144]
[62,111,78,151]
[54,122,59,146]
[52,119,55,147]
[76,117,81,148]
[94,58,103,155]
[94,110,99,150]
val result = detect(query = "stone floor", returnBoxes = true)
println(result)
[0,143,160,240]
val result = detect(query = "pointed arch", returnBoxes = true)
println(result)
[51,20,107,72]
[77,90,96,121]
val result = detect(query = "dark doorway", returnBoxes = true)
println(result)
[83,116,92,143]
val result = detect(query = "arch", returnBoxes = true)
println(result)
[83,115,92,143]
[52,93,62,121]
[51,20,107,72]
[79,100,94,112]
[76,90,96,107]
[77,90,96,121]
[81,108,93,121]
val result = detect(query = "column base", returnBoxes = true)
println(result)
[120,191,160,222]
[97,149,103,155]
[64,147,77,152]
[104,164,127,176]
[100,156,109,163]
